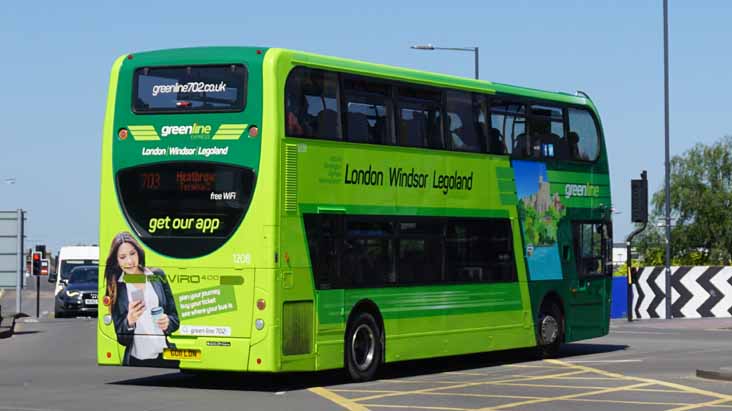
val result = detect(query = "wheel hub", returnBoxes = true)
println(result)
[351,324,375,371]
[541,315,559,344]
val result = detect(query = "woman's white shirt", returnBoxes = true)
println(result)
[120,268,167,360]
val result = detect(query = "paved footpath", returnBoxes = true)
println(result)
[0,275,56,320]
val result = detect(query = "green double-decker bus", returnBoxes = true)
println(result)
[98,47,612,380]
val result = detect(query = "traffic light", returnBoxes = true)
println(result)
[35,244,46,258]
[631,171,648,223]
[32,252,42,276]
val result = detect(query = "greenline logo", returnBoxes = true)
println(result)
[564,183,600,198]
[160,123,213,137]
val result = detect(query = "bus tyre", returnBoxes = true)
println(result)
[537,303,563,358]
[345,312,382,381]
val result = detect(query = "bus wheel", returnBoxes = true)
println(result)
[345,312,382,381]
[537,303,563,358]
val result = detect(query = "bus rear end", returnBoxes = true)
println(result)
[97,47,276,371]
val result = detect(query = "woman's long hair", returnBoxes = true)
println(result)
[104,232,146,307]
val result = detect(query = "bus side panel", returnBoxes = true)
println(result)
[517,161,612,343]
[340,283,535,364]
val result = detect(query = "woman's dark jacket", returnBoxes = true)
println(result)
[111,268,179,365]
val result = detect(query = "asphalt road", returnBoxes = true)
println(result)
[2,287,732,411]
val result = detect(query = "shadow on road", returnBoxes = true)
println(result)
[109,342,628,392]
[12,330,42,336]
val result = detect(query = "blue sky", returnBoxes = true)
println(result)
[514,161,547,201]
[1,1,730,252]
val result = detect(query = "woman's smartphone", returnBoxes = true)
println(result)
[131,289,144,303]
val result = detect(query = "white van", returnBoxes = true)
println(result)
[53,246,99,296]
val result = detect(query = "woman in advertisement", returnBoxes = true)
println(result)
[104,232,179,366]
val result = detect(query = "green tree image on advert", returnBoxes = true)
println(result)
[514,161,566,281]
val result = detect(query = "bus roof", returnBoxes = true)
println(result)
[274,48,597,111]
[122,46,599,113]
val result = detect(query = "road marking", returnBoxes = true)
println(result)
[561,397,698,407]
[507,363,566,369]
[362,404,470,411]
[334,383,726,410]
[331,389,399,394]
[664,398,732,411]
[544,375,618,380]
[350,369,587,402]
[479,381,655,410]
[375,369,558,385]
[547,359,732,401]
[490,381,636,390]
[319,358,732,411]
[333,388,543,402]
[567,359,644,363]
[309,387,370,411]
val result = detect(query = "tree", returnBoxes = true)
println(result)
[635,136,732,265]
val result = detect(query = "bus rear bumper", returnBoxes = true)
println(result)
[99,328,257,372]
[176,337,252,372]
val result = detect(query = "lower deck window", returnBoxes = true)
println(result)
[304,214,516,289]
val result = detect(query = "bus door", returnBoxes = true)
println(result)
[568,221,610,339]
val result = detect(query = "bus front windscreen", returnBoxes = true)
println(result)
[116,162,255,258]
[133,64,247,113]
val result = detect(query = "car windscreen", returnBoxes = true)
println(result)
[116,161,255,258]
[133,64,247,114]
[69,266,98,283]
[60,260,98,280]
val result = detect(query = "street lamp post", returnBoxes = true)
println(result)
[663,0,672,319]
[411,44,479,80]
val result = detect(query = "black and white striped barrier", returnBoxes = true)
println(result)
[632,266,732,319]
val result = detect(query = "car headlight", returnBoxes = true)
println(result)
[65,290,80,297]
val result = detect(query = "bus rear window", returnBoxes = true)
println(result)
[116,162,255,258]
[133,65,247,114]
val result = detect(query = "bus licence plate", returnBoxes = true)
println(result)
[84,299,98,305]
[163,348,201,361]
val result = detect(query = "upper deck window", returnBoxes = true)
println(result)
[285,67,339,139]
[133,65,247,114]
[568,108,601,161]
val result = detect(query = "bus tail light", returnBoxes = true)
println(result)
[118,128,128,140]
[255,319,265,330]
[256,299,266,311]
[248,125,259,138]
